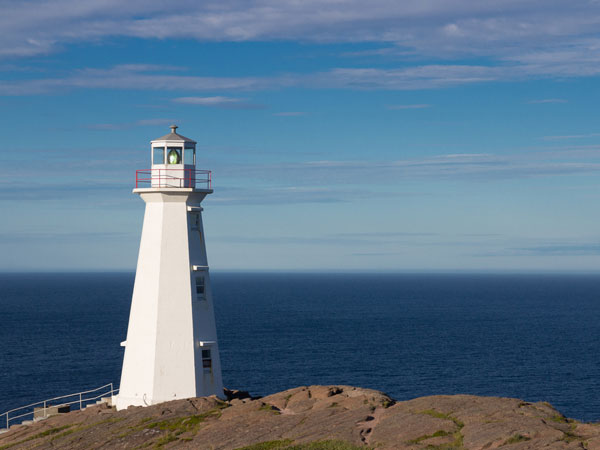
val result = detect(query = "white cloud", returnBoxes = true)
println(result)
[273,112,306,116]
[0,64,268,96]
[0,63,508,96]
[387,104,431,109]
[1,0,600,74]
[219,152,600,185]
[2,2,600,96]
[86,118,177,131]
[527,99,568,104]
[172,96,265,109]
[173,96,242,105]
[542,133,600,141]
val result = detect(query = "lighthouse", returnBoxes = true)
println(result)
[116,126,223,410]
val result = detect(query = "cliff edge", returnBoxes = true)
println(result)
[1,385,599,449]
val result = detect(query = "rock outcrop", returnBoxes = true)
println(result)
[1,385,599,449]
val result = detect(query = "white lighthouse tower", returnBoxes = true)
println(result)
[116,125,223,410]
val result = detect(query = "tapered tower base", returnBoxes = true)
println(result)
[116,188,223,410]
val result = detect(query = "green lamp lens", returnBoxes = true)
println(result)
[168,149,181,164]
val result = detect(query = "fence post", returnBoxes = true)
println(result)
[43,400,47,418]
[79,393,82,410]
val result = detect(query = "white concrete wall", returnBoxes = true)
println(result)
[116,188,223,410]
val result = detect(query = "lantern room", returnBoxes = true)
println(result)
[135,125,212,189]
[149,125,197,188]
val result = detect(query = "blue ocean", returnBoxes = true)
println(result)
[1,273,599,422]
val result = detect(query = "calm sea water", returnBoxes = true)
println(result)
[0,273,599,421]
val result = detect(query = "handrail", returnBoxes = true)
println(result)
[135,168,212,189]
[1,383,119,430]
[3,383,114,414]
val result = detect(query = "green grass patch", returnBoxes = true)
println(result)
[124,408,225,447]
[146,409,221,434]
[0,424,75,450]
[407,430,451,444]
[236,440,366,450]
[258,403,281,414]
[419,409,465,429]
[505,434,531,445]
[289,441,367,450]
[155,432,178,448]
[0,417,125,450]
[236,439,295,450]
[550,414,568,423]
[421,431,463,450]
[560,430,582,443]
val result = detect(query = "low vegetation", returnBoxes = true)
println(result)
[504,434,531,445]
[236,440,366,450]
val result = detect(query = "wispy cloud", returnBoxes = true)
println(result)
[208,185,397,205]
[220,152,600,186]
[1,1,600,105]
[387,104,431,109]
[0,64,269,96]
[476,241,600,257]
[4,56,600,96]
[173,96,242,105]
[336,231,437,238]
[513,244,600,256]
[273,112,306,116]
[0,231,136,244]
[86,118,177,131]
[3,0,600,63]
[542,133,600,141]
[173,96,266,109]
[0,63,517,96]
[527,98,568,104]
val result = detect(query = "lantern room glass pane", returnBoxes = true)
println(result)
[184,147,195,165]
[167,147,182,164]
[153,147,165,164]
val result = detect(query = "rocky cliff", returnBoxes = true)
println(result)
[1,385,599,449]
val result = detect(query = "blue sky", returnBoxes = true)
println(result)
[2,0,600,271]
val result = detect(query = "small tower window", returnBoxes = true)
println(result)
[184,147,195,165]
[190,213,200,231]
[153,147,165,164]
[167,147,182,164]
[195,276,206,300]
[202,349,212,372]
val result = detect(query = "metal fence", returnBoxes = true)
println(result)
[135,168,212,189]
[1,383,118,430]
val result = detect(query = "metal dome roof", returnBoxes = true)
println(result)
[152,125,196,144]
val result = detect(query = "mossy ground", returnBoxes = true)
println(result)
[236,440,367,450]
[415,409,465,449]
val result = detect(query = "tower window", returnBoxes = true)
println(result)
[153,147,165,164]
[184,147,195,165]
[202,349,212,372]
[190,213,200,231]
[195,276,206,300]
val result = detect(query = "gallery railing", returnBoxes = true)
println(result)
[135,168,212,189]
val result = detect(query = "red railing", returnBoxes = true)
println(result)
[135,168,212,189]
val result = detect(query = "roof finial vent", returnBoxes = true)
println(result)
[170,124,178,134]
